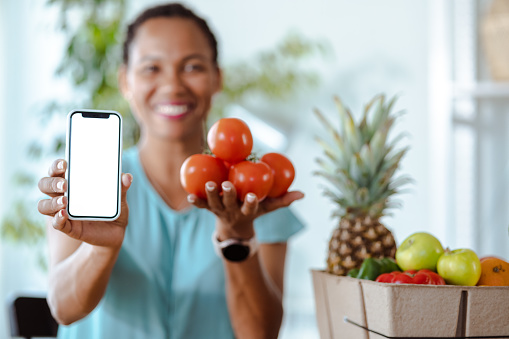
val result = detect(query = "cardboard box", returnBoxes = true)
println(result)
[312,270,509,338]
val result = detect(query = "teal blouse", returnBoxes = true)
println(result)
[57,147,304,339]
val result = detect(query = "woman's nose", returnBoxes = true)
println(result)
[159,69,185,93]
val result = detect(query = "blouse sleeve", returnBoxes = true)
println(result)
[254,207,305,243]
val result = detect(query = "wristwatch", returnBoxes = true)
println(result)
[212,231,259,262]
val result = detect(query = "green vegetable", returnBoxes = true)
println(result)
[347,268,360,278]
[352,257,401,281]
[380,257,401,273]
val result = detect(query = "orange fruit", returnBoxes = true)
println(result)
[476,257,509,286]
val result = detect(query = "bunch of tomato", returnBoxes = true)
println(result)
[180,118,295,202]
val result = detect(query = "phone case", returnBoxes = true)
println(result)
[65,109,123,221]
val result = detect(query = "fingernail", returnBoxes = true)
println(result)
[57,181,64,191]
[187,195,196,203]
[221,183,231,192]
[246,193,256,203]
[59,209,64,217]
[57,161,64,170]
[124,173,133,185]
[57,196,64,206]
[206,182,215,192]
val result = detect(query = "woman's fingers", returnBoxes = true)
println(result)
[121,173,133,197]
[221,182,238,209]
[115,173,133,224]
[38,159,67,198]
[48,159,66,177]
[51,209,82,239]
[38,195,67,216]
[205,181,223,212]
[241,193,258,216]
[260,191,305,214]
[38,177,66,197]
[187,194,208,209]
[51,209,68,231]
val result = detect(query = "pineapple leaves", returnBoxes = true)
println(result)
[314,93,412,219]
[313,108,341,144]
[315,136,340,164]
[359,144,376,177]
[332,96,349,137]
[314,108,350,168]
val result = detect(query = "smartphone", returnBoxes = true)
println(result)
[65,109,123,221]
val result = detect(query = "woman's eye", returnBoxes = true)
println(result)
[183,63,205,73]
[142,65,159,73]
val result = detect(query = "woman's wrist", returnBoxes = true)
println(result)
[215,221,255,241]
[85,242,122,263]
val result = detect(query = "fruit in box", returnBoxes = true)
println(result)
[314,94,411,275]
[395,232,444,271]
[437,248,481,286]
[477,256,509,286]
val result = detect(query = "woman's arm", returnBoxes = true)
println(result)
[223,242,286,339]
[190,180,304,338]
[38,159,133,324]
[46,228,121,325]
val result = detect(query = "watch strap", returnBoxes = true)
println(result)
[211,231,259,262]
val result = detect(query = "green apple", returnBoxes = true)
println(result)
[395,232,444,271]
[437,248,481,286]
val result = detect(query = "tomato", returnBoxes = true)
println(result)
[375,270,446,285]
[229,161,274,201]
[260,152,295,198]
[418,269,446,285]
[180,154,229,199]
[207,118,253,164]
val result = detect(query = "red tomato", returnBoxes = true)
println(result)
[418,269,446,285]
[229,161,274,202]
[207,118,253,164]
[260,153,295,198]
[180,154,229,199]
[374,272,398,283]
[391,272,414,284]
[375,270,446,285]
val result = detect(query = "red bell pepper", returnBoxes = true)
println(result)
[375,269,446,285]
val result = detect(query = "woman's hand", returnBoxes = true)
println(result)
[188,181,304,240]
[37,159,133,250]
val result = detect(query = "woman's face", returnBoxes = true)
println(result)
[120,17,221,141]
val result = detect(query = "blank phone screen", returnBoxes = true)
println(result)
[67,112,122,219]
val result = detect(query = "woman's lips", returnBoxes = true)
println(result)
[154,104,190,119]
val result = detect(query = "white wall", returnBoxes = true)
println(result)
[0,3,6,336]
[1,0,432,338]
[0,1,68,337]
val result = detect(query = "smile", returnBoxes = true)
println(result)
[155,104,190,118]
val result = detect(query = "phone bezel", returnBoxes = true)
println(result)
[65,109,123,221]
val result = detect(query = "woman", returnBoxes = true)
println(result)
[37,3,304,339]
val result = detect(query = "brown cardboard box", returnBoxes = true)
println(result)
[312,270,509,338]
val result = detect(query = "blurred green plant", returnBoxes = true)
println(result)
[0,0,327,269]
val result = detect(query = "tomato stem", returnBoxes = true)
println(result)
[246,152,259,162]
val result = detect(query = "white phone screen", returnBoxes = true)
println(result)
[67,111,122,220]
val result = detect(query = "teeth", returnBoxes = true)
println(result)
[156,105,188,116]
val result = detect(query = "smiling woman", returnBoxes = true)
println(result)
[38,3,304,339]
[118,16,221,143]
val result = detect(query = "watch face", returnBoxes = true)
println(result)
[222,244,250,262]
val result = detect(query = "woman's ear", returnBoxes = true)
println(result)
[118,64,132,101]
[215,66,223,94]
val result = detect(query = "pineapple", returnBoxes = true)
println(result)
[314,94,411,276]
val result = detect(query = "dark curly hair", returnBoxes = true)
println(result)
[122,3,218,66]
